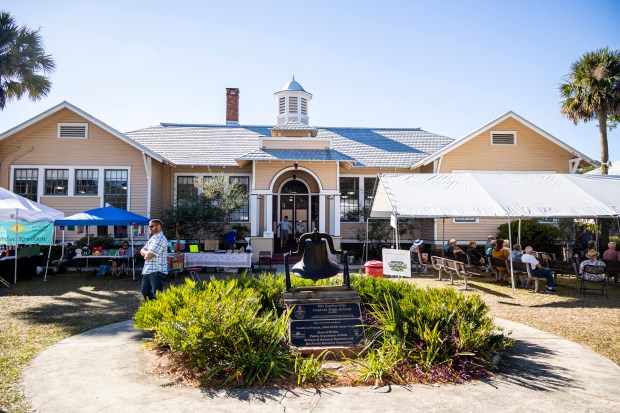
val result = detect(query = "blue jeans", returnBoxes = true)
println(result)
[141,271,165,300]
[532,267,555,288]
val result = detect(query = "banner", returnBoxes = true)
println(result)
[0,221,54,245]
[382,248,411,278]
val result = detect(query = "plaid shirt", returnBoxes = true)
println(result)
[579,259,606,282]
[142,232,169,274]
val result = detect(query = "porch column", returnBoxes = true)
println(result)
[333,195,341,236]
[319,195,326,233]
[264,194,273,234]
[249,194,259,236]
[328,195,335,235]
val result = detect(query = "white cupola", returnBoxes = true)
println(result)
[273,76,313,125]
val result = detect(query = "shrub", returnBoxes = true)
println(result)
[134,274,511,387]
[497,219,563,253]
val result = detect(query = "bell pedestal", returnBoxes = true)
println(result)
[283,287,364,355]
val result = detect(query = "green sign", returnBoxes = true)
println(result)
[0,221,54,245]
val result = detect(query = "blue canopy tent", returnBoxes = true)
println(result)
[55,206,150,280]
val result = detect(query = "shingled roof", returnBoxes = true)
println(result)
[126,124,453,168]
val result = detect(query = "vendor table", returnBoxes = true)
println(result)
[183,252,253,269]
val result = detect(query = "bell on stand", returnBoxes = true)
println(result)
[284,229,351,292]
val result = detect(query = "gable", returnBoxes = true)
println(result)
[414,112,596,172]
[440,117,582,173]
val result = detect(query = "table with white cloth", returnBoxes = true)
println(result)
[183,252,253,269]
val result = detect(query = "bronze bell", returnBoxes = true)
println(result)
[284,229,351,292]
[291,239,341,281]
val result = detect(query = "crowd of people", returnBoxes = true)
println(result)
[424,229,619,293]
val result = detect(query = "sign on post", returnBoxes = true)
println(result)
[382,248,411,278]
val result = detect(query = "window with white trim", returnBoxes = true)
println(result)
[177,176,198,203]
[58,123,88,139]
[229,176,249,222]
[75,169,98,195]
[44,169,69,195]
[538,218,558,224]
[14,169,38,201]
[490,131,516,145]
[453,217,479,223]
[340,177,359,222]
[104,169,128,209]
[363,177,377,215]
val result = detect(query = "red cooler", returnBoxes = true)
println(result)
[363,260,384,278]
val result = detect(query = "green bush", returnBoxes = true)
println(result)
[498,219,563,253]
[134,274,511,387]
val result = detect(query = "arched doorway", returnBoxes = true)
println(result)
[274,179,319,245]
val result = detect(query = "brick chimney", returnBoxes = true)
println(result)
[226,88,239,125]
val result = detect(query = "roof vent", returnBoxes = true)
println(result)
[58,123,88,139]
[491,131,516,145]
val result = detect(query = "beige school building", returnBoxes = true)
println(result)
[0,78,596,257]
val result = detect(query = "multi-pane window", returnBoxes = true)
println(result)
[97,226,108,236]
[177,176,197,203]
[75,169,98,195]
[14,169,38,201]
[104,169,128,209]
[363,177,376,216]
[229,176,249,222]
[113,225,128,238]
[44,169,69,195]
[340,177,359,222]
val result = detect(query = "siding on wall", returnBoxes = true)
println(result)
[439,117,574,173]
[255,162,338,190]
[150,160,163,218]
[436,218,503,244]
[41,196,101,216]
[0,108,149,216]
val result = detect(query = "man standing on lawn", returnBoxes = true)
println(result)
[140,219,168,300]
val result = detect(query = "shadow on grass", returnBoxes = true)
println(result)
[3,272,143,334]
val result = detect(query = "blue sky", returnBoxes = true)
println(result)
[2,1,620,164]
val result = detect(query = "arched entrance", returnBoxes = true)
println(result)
[274,179,319,244]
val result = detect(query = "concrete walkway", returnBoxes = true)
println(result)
[24,319,620,413]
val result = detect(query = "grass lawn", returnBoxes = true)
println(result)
[1,269,618,413]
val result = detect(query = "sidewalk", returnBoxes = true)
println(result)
[24,318,620,413]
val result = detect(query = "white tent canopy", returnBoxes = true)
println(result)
[0,187,64,284]
[369,173,620,294]
[370,173,620,219]
[0,187,64,222]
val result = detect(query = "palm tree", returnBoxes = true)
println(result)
[559,47,620,174]
[0,11,55,110]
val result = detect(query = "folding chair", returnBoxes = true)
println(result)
[579,265,608,298]
[258,251,272,269]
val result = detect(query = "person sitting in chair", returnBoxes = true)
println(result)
[444,239,464,259]
[112,241,135,276]
[579,249,606,282]
[52,243,76,273]
[522,246,557,293]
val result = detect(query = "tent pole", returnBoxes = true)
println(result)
[14,209,18,284]
[508,217,515,294]
[43,226,55,283]
[595,217,599,250]
[442,217,445,254]
[518,220,521,245]
[131,225,136,281]
[364,219,369,263]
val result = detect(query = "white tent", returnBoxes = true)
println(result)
[371,174,620,219]
[0,187,64,284]
[369,173,620,293]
